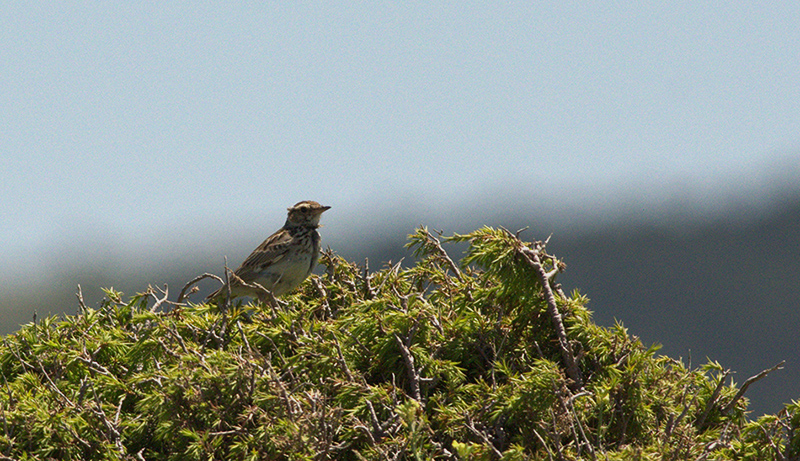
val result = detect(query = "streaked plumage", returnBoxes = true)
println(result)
[208,200,330,302]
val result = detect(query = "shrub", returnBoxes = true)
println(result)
[0,226,792,460]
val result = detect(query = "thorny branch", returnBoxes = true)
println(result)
[394,326,422,405]
[362,258,376,299]
[364,400,400,444]
[312,276,333,318]
[75,284,88,314]
[721,361,785,415]
[418,228,464,282]
[178,273,223,304]
[146,284,173,313]
[515,237,583,389]
[223,269,283,315]
[465,415,503,458]
[665,384,698,440]
[564,390,595,460]
[331,332,354,382]
[698,369,731,428]
[6,224,795,459]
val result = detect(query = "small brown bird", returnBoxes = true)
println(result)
[208,200,331,302]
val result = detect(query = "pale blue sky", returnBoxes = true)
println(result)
[2,2,799,280]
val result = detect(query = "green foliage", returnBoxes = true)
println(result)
[0,226,795,460]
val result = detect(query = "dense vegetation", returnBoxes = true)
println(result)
[0,227,796,460]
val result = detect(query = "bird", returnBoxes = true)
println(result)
[207,200,331,303]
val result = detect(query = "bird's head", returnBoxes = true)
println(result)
[285,200,331,227]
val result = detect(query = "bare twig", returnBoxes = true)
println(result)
[265,358,298,421]
[697,369,730,428]
[364,400,399,444]
[531,427,555,461]
[76,356,114,377]
[87,379,126,457]
[208,429,241,437]
[76,284,88,314]
[221,258,233,313]
[565,390,595,460]
[331,332,354,381]
[222,269,282,315]
[36,359,74,407]
[366,400,383,443]
[394,329,422,404]
[312,276,333,318]
[147,284,171,312]
[465,415,503,458]
[342,329,370,356]
[2,338,32,372]
[362,258,376,299]
[758,423,786,461]
[178,273,224,304]
[160,321,190,354]
[375,259,404,294]
[518,244,583,389]
[721,361,785,415]
[422,228,463,282]
[237,321,253,356]
[665,385,698,440]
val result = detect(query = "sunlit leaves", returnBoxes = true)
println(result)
[0,226,792,460]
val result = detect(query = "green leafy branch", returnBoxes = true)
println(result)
[0,226,793,460]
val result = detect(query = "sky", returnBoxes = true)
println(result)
[2,2,799,283]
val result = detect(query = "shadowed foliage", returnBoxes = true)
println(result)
[0,226,796,460]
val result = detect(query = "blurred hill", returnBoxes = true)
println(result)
[1,193,798,417]
[552,195,800,419]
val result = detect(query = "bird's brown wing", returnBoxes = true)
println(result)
[233,227,294,282]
